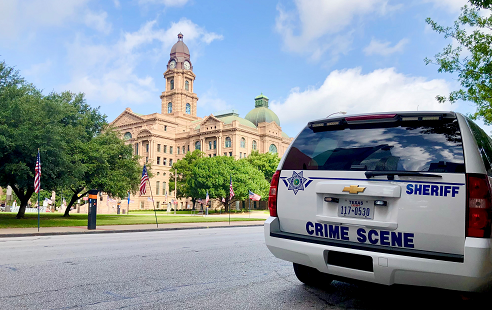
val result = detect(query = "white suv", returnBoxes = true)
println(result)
[264,111,492,292]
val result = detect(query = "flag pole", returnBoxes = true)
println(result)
[147,180,158,228]
[37,149,40,232]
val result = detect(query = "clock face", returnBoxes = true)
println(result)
[169,60,176,69]
[184,61,190,70]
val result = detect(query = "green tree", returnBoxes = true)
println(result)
[189,156,269,211]
[169,149,204,209]
[243,150,280,184]
[0,62,85,218]
[425,1,492,123]
[62,129,142,216]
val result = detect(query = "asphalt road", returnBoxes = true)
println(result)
[0,226,489,309]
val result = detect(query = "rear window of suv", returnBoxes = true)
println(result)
[282,118,465,173]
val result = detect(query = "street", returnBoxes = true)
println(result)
[0,226,488,309]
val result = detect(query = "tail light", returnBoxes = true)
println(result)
[466,174,492,238]
[269,170,281,217]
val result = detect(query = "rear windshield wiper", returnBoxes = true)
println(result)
[365,171,443,180]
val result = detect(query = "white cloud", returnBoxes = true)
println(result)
[270,67,453,129]
[0,0,89,38]
[423,0,468,13]
[23,59,53,77]
[138,0,190,7]
[62,18,223,108]
[198,87,231,112]
[363,38,409,56]
[275,0,401,61]
[84,11,112,35]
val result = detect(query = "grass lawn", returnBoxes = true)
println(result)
[0,213,264,229]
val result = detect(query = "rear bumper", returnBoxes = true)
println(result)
[265,217,492,292]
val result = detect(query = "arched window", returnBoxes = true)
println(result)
[213,140,216,149]
[185,80,189,91]
[168,102,172,113]
[124,132,132,140]
[269,144,277,153]
[225,137,231,148]
[170,79,174,90]
[209,141,212,150]
[186,103,191,114]
[195,141,201,150]
[240,137,246,148]
[252,140,257,150]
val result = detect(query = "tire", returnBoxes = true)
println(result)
[293,263,333,287]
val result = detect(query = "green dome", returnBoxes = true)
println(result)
[245,107,280,127]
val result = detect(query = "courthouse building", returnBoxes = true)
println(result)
[110,33,292,210]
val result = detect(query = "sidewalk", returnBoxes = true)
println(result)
[0,220,266,238]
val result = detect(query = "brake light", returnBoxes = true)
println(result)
[345,114,396,122]
[269,170,281,217]
[466,174,492,238]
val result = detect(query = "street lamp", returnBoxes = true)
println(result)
[327,111,347,118]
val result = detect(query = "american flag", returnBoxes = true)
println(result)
[229,177,234,200]
[205,190,209,205]
[248,190,261,201]
[34,150,41,193]
[140,165,149,195]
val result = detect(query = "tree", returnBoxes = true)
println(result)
[242,150,280,184]
[62,128,142,216]
[0,62,83,218]
[425,1,492,123]
[188,156,269,212]
[169,149,204,209]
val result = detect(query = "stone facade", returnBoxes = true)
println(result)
[109,34,292,211]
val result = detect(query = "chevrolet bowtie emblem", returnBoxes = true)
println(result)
[343,185,366,194]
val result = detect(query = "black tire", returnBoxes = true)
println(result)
[293,263,333,287]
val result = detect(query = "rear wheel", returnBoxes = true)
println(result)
[293,263,333,287]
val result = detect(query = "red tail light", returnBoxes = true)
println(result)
[466,174,492,238]
[269,170,281,217]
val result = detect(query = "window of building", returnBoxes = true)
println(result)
[163,182,167,195]
[183,146,185,154]
[213,140,216,149]
[157,144,161,152]
[135,143,139,155]
[213,154,216,157]
[209,141,212,150]
[169,159,173,166]
[124,132,132,140]
[168,102,172,114]
[163,158,167,166]
[240,152,242,158]
[185,80,189,91]
[156,201,160,209]
[146,143,149,153]
[145,157,148,163]
[209,154,212,158]
[224,152,227,156]
[195,141,201,150]
[229,152,232,156]
[165,125,167,131]
[252,140,257,151]
[170,146,173,154]
[225,137,231,148]
[170,79,174,90]
[140,202,144,209]
[177,147,180,155]
[186,103,191,114]
[156,181,160,195]
[187,145,190,152]
[240,137,246,148]
[164,145,167,153]
[269,144,277,153]
[157,157,160,165]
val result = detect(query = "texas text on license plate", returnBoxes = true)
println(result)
[338,200,374,219]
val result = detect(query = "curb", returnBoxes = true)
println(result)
[0,223,265,238]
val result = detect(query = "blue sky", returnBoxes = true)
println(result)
[0,0,487,137]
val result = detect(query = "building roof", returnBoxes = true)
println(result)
[170,33,190,56]
[245,106,280,127]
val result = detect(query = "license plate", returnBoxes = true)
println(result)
[338,199,374,219]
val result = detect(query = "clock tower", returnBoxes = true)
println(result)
[160,33,199,118]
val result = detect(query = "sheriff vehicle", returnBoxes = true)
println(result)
[264,111,492,292]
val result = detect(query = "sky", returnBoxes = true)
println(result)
[0,0,489,137]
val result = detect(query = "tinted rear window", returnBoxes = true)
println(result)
[283,119,464,173]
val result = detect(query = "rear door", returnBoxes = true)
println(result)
[277,113,466,259]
